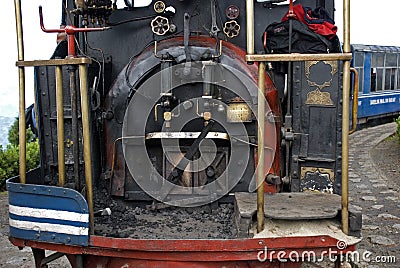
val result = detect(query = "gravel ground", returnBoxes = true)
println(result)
[0,123,398,267]
[347,124,399,268]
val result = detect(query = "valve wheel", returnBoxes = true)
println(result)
[223,20,240,38]
[154,1,166,13]
[225,5,239,20]
[151,16,170,36]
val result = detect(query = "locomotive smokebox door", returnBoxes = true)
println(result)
[290,61,343,194]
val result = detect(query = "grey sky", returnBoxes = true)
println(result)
[2,0,400,118]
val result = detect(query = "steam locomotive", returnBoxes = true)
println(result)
[8,0,362,267]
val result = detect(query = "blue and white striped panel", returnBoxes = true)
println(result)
[7,180,89,246]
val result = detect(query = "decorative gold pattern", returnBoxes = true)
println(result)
[307,79,332,90]
[300,167,335,182]
[305,89,333,106]
[305,61,338,78]
[304,60,338,105]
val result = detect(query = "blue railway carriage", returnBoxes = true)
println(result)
[351,44,400,124]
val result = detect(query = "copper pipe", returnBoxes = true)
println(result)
[246,0,254,55]
[257,62,266,233]
[79,64,94,234]
[341,0,351,235]
[14,0,26,183]
[56,66,66,187]
[349,68,359,135]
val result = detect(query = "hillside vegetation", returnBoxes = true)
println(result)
[0,118,39,190]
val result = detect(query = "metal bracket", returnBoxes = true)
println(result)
[40,252,65,267]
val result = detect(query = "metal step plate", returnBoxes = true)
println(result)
[234,192,341,220]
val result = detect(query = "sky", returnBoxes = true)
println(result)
[1,0,400,118]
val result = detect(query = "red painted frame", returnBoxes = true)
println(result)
[10,235,356,267]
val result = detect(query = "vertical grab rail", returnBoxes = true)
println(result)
[247,0,265,233]
[341,0,351,235]
[257,62,266,233]
[14,0,26,184]
[55,66,66,187]
[349,68,359,135]
[246,0,254,55]
[79,64,95,234]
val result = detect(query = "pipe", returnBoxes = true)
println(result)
[246,0,254,55]
[69,67,80,190]
[246,53,352,62]
[79,64,94,234]
[56,66,66,187]
[349,68,359,135]
[14,0,26,184]
[341,0,351,235]
[257,62,266,233]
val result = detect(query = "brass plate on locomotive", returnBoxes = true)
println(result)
[226,103,252,123]
[300,167,335,182]
[305,89,334,106]
[304,60,337,105]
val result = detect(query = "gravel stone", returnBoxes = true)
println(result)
[368,235,395,246]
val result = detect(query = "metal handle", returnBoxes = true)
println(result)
[349,68,359,135]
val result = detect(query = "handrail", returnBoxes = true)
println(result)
[246,0,254,55]
[349,68,359,134]
[14,0,26,184]
[257,62,265,233]
[341,0,351,235]
[16,58,91,67]
[246,53,352,62]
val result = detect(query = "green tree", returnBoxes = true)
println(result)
[0,118,39,190]
[8,117,35,146]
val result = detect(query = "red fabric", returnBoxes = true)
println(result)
[282,4,338,40]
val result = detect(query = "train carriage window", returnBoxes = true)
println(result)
[371,53,385,92]
[372,53,384,67]
[398,55,400,89]
[391,68,396,90]
[398,68,400,90]
[385,53,397,67]
[385,68,396,90]
[383,53,397,90]
[354,52,364,67]
[371,68,376,92]
[370,68,383,92]
[376,69,383,91]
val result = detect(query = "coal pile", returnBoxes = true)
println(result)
[93,188,237,239]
